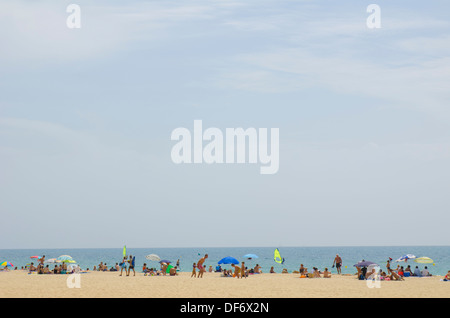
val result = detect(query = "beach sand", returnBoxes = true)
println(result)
[0,271,448,298]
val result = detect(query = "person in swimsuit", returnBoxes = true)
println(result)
[197,254,208,278]
[444,270,450,281]
[240,262,246,279]
[191,263,197,278]
[231,264,241,278]
[119,256,127,276]
[333,255,342,274]
[127,255,135,277]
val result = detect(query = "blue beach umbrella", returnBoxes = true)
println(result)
[243,254,259,260]
[395,254,416,262]
[159,260,171,264]
[354,260,378,268]
[218,257,239,265]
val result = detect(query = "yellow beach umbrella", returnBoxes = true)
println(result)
[414,257,433,264]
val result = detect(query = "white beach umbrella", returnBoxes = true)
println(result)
[146,254,161,262]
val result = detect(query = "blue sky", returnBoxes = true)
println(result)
[1,0,450,248]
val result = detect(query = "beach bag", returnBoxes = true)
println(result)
[359,274,365,280]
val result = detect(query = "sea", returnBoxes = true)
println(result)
[1,246,449,275]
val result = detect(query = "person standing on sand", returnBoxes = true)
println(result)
[119,256,127,276]
[191,263,197,278]
[241,262,246,279]
[197,254,208,278]
[332,254,342,274]
[231,263,241,278]
[127,255,135,277]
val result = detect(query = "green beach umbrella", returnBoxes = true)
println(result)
[123,245,127,257]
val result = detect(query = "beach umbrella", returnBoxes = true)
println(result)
[30,256,39,259]
[44,258,61,264]
[57,255,73,261]
[146,254,161,262]
[395,254,416,262]
[243,254,259,259]
[1,261,13,267]
[414,257,433,264]
[354,260,378,267]
[218,257,239,265]
[62,259,77,263]
[159,260,171,264]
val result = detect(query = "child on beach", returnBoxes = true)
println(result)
[191,263,197,278]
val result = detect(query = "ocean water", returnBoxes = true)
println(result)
[0,246,449,276]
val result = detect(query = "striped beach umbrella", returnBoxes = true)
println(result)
[414,257,434,264]
[1,261,14,267]
[57,255,73,261]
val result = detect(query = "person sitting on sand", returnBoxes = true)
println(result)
[29,263,36,272]
[390,270,404,281]
[282,268,288,274]
[421,266,431,277]
[254,264,261,274]
[323,268,331,278]
[405,265,413,276]
[170,266,178,276]
[413,266,421,277]
[444,271,450,281]
[270,266,275,273]
[313,268,321,278]
[366,268,377,279]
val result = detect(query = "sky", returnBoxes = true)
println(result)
[1,0,450,249]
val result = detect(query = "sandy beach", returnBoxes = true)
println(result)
[0,270,448,298]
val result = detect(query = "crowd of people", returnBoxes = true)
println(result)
[5,252,448,282]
